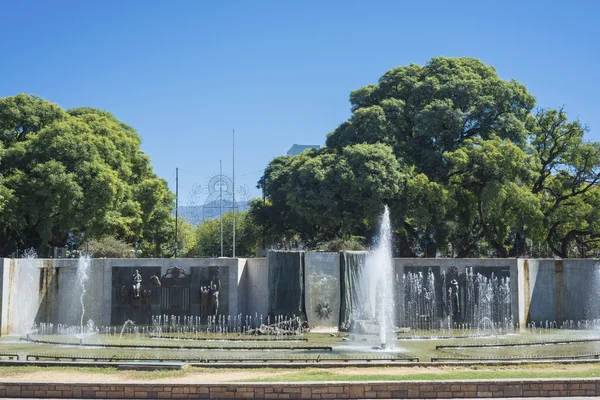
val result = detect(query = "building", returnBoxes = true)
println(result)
[286,144,320,156]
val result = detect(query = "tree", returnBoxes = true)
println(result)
[253,143,405,247]
[326,57,535,182]
[0,94,175,256]
[256,57,600,258]
[527,108,600,257]
[444,137,543,257]
[187,211,261,258]
[177,217,197,256]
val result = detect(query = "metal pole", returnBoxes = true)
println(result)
[220,160,223,257]
[232,129,236,258]
[262,188,266,252]
[175,167,179,257]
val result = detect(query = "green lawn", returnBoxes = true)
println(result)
[1,363,600,383]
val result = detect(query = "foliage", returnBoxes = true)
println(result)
[85,236,135,258]
[254,143,404,248]
[0,94,175,256]
[176,217,197,256]
[254,57,600,257]
[187,211,261,258]
[316,238,366,252]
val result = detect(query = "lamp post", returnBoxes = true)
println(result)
[68,229,74,258]
[510,231,526,258]
[417,231,435,258]
[79,228,86,254]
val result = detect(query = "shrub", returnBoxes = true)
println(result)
[85,236,135,258]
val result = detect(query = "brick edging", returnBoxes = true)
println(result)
[1,378,599,398]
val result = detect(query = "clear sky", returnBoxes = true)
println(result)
[1,0,598,204]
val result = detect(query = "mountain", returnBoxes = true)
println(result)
[176,200,249,225]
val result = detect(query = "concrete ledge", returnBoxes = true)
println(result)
[3,358,600,369]
[117,362,188,371]
[1,378,600,398]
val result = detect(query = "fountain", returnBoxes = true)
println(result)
[3,241,600,366]
[364,206,395,349]
[76,255,91,334]
[402,266,513,335]
[404,269,437,330]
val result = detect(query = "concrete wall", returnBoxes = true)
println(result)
[0,259,7,335]
[0,258,48,336]
[1,256,598,335]
[519,259,600,326]
[245,257,268,318]
[305,252,340,330]
[0,257,251,334]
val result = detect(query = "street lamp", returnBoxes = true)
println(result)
[68,229,74,258]
[79,228,86,254]
[510,231,526,258]
[417,231,435,258]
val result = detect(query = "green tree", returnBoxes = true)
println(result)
[444,137,543,257]
[527,108,600,257]
[253,143,405,247]
[177,217,197,256]
[187,211,261,257]
[0,94,175,256]
[256,57,600,258]
[326,57,535,182]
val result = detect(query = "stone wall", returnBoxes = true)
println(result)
[0,259,7,335]
[1,255,599,334]
[305,252,340,330]
[245,257,269,317]
[1,379,599,398]
[519,259,600,325]
[0,257,252,334]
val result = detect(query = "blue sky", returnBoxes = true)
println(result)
[1,0,598,204]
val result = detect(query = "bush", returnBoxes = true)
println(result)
[316,238,366,252]
[85,236,135,258]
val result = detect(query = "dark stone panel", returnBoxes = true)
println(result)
[472,266,510,279]
[111,266,161,325]
[189,266,230,321]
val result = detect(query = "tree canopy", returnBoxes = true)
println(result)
[252,57,600,258]
[0,94,175,256]
[186,211,261,258]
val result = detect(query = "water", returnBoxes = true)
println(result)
[10,249,39,335]
[76,255,92,334]
[148,313,304,339]
[403,267,513,334]
[364,206,395,348]
[465,268,512,332]
[404,269,437,330]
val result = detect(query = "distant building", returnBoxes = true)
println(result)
[287,144,320,156]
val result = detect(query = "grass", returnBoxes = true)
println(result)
[0,365,190,380]
[2,363,600,383]
[233,364,600,382]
